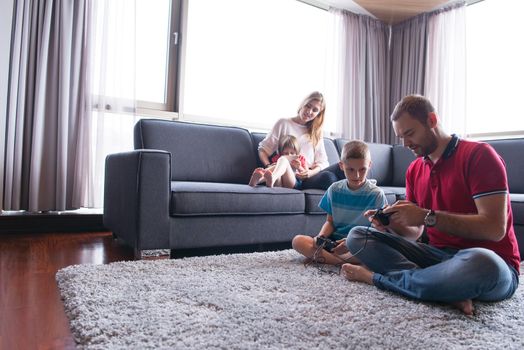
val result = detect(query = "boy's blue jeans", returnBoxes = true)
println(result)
[346,226,519,302]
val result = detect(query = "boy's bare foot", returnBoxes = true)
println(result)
[264,170,275,188]
[249,168,265,186]
[302,257,314,266]
[341,263,373,285]
[451,299,474,316]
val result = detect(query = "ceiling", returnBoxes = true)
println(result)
[314,0,457,24]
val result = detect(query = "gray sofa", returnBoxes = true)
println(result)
[103,119,524,259]
[104,119,338,258]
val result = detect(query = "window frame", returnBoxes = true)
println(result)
[135,0,182,119]
[175,0,330,132]
[464,0,524,140]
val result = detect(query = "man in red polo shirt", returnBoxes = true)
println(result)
[342,95,520,315]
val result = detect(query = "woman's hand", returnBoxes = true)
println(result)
[296,167,319,180]
[296,169,311,180]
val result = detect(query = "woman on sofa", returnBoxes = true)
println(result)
[257,91,337,189]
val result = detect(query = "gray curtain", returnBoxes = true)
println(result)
[331,10,390,143]
[387,14,428,144]
[356,14,391,144]
[4,0,91,211]
[0,0,15,212]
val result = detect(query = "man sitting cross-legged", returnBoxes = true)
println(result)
[342,95,520,315]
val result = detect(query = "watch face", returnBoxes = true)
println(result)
[425,211,436,227]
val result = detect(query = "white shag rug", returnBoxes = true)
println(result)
[56,250,524,350]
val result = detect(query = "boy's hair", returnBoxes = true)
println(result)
[278,135,300,154]
[340,140,370,162]
[390,94,435,125]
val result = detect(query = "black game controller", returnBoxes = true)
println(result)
[373,208,393,226]
[315,236,338,252]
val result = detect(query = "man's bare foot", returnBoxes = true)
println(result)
[264,170,275,188]
[341,263,373,285]
[249,169,265,186]
[451,299,474,316]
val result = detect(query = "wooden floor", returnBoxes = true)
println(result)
[0,232,136,350]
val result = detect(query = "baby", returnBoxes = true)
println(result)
[249,135,306,189]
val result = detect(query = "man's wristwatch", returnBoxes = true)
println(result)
[424,209,437,227]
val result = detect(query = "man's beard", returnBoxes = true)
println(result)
[419,133,438,157]
[408,133,437,157]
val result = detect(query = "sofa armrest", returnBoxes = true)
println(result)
[103,150,171,254]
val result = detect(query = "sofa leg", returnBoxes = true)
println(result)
[133,248,142,260]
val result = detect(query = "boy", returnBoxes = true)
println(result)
[292,140,387,265]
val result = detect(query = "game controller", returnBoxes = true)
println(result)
[373,208,393,226]
[315,236,338,252]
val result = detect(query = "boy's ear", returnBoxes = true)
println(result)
[338,161,344,171]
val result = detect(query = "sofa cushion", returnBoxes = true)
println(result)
[511,194,524,225]
[303,189,326,214]
[486,139,524,194]
[323,138,340,165]
[391,145,417,187]
[367,143,393,186]
[334,138,346,155]
[170,182,304,216]
[251,132,267,168]
[380,186,407,204]
[135,119,257,184]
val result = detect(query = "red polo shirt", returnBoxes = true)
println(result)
[406,136,520,272]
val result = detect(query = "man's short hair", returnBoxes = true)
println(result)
[390,94,435,124]
[340,140,370,162]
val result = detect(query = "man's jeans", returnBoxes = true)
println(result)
[346,227,519,302]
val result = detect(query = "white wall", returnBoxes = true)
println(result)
[1,0,14,209]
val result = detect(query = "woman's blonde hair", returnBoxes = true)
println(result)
[278,135,301,155]
[297,91,326,147]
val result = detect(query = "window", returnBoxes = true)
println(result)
[136,0,171,105]
[91,0,182,116]
[136,0,182,116]
[466,0,524,138]
[181,0,330,131]
[89,0,183,208]
[97,0,330,130]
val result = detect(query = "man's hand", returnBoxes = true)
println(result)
[364,208,389,232]
[384,200,427,227]
[382,201,425,241]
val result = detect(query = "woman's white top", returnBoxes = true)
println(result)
[258,118,329,170]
